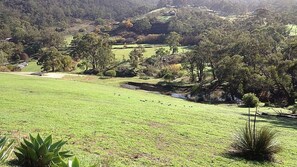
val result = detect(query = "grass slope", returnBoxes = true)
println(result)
[21,61,41,72]
[0,74,297,166]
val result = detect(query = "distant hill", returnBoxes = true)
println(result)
[0,0,158,27]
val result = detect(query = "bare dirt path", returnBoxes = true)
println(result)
[1,72,67,79]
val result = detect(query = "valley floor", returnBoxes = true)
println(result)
[0,74,296,166]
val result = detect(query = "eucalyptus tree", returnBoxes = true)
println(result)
[70,33,114,71]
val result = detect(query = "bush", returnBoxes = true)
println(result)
[84,69,99,75]
[0,66,10,72]
[139,74,150,80]
[142,65,158,77]
[0,137,14,163]
[243,93,260,108]
[78,28,86,32]
[6,65,21,72]
[230,112,281,161]
[104,70,116,77]
[136,34,164,44]
[116,67,137,77]
[95,18,105,25]
[158,64,182,81]
[14,134,72,167]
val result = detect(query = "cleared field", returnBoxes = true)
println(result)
[287,24,297,36]
[62,35,190,60]
[113,44,190,60]
[64,35,74,46]
[0,74,297,166]
[21,61,41,72]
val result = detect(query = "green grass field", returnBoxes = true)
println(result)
[0,74,297,166]
[62,34,190,60]
[287,24,297,36]
[113,45,190,60]
[64,35,74,46]
[21,61,41,72]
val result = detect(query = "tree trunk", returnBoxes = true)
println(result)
[210,61,216,80]
[190,63,195,83]
[287,96,295,106]
[198,66,204,82]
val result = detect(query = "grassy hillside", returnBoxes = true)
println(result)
[0,74,297,166]
[21,61,42,72]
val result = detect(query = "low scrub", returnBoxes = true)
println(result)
[230,111,281,161]
[0,66,10,72]
[104,70,117,77]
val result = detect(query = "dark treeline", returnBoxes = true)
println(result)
[0,0,156,33]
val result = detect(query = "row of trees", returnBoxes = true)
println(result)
[183,19,297,106]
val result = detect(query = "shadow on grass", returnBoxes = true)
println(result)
[221,152,277,165]
[240,113,297,130]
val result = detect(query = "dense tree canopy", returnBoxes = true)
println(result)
[70,33,114,71]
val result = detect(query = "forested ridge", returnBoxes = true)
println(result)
[0,0,157,28]
[1,0,297,107]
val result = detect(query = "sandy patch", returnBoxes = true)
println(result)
[1,72,66,79]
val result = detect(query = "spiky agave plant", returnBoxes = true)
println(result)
[231,109,282,161]
[14,134,73,167]
[0,137,14,163]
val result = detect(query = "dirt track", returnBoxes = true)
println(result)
[1,72,66,79]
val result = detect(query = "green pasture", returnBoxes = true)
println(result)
[287,24,297,36]
[0,74,296,166]
[21,61,41,72]
[113,45,190,60]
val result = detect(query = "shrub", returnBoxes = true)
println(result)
[6,65,21,72]
[136,34,164,44]
[230,112,281,161]
[78,28,86,32]
[288,104,297,114]
[0,137,14,163]
[104,70,116,77]
[116,67,137,77]
[84,69,99,75]
[243,93,260,108]
[158,64,182,81]
[139,74,150,80]
[95,18,105,25]
[142,65,158,76]
[14,134,72,167]
[0,66,10,72]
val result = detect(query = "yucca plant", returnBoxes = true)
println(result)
[230,109,282,161]
[0,137,14,163]
[14,134,73,167]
